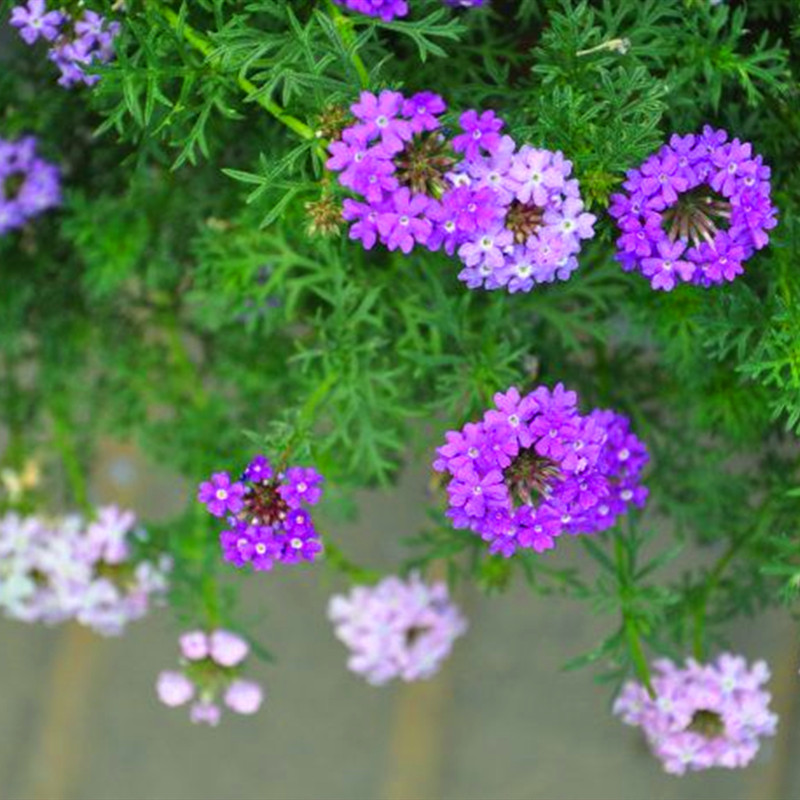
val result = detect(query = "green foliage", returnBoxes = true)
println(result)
[1,0,799,694]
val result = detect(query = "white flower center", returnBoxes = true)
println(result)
[376,115,389,128]
[216,489,228,500]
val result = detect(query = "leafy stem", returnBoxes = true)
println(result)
[324,0,370,88]
[155,4,317,142]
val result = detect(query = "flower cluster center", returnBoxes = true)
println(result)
[662,186,732,248]
[686,708,725,739]
[404,624,431,647]
[241,480,288,527]
[505,200,545,244]
[394,133,455,197]
[503,447,563,505]
[3,172,25,200]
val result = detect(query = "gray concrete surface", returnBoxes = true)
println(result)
[1,443,798,800]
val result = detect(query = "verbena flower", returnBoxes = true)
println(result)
[328,573,467,685]
[333,0,487,17]
[609,127,777,290]
[0,507,170,635]
[613,654,777,774]
[9,1,120,88]
[327,90,595,293]
[0,136,61,235]
[198,454,324,572]
[433,385,648,556]
[332,0,409,21]
[156,629,265,725]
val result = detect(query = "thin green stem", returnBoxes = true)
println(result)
[325,0,370,87]
[614,531,655,698]
[692,537,744,660]
[157,5,316,142]
[51,406,91,514]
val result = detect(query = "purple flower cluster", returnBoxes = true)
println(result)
[328,573,467,685]
[0,136,61,235]
[433,384,648,556]
[0,507,171,635]
[609,127,777,290]
[10,1,120,88]
[442,0,488,7]
[327,90,596,293]
[156,629,264,725]
[614,654,777,774]
[333,0,487,20]
[198,455,324,571]
[332,0,408,20]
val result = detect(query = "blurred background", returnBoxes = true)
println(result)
[2,439,798,800]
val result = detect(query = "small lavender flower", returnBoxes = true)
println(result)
[0,507,169,635]
[199,455,324,571]
[328,573,467,685]
[180,630,210,661]
[609,127,777,290]
[9,2,120,89]
[157,630,266,724]
[0,136,61,235]
[614,654,777,774]
[209,629,250,667]
[156,671,195,707]
[10,0,63,44]
[433,385,648,555]
[223,680,264,715]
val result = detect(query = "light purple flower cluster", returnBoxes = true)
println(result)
[10,0,120,88]
[156,629,264,726]
[0,507,170,635]
[328,573,467,685]
[609,127,777,290]
[614,654,777,774]
[327,90,595,293]
[198,455,324,571]
[332,0,487,20]
[433,384,648,556]
[0,136,61,235]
